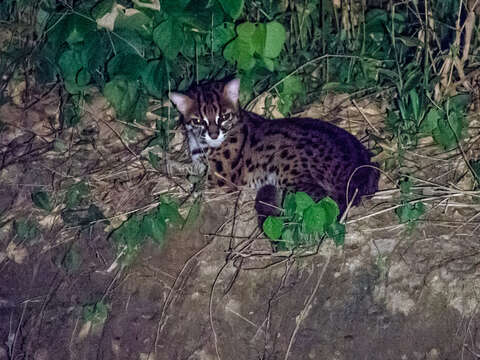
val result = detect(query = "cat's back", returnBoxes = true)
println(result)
[242,111,372,163]
[240,110,378,209]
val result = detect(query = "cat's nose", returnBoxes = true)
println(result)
[208,126,219,139]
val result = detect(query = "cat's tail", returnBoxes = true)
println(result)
[255,185,282,228]
[348,161,380,208]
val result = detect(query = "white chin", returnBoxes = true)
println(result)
[205,131,225,147]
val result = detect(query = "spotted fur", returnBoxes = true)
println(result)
[170,79,379,223]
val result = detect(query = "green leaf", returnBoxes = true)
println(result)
[303,204,326,234]
[396,36,422,47]
[470,159,480,184]
[399,178,412,195]
[432,114,462,150]
[280,229,297,250]
[36,4,53,34]
[237,22,256,40]
[262,57,275,71]
[218,0,244,20]
[91,0,114,19]
[142,214,166,244]
[181,34,197,58]
[157,202,184,226]
[251,23,266,54]
[448,94,471,110]
[86,205,106,223]
[118,216,142,242]
[294,192,315,215]
[321,82,356,92]
[141,59,166,97]
[223,21,271,70]
[283,193,296,218]
[211,22,236,52]
[398,98,409,122]
[148,152,160,169]
[111,28,149,55]
[177,1,225,31]
[223,38,255,70]
[153,18,184,60]
[184,196,202,228]
[133,92,149,123]
[412,202,425,218]
[318,197,340,225]
[377,69,399,81]
[61,204,105,227]
[65,14,96,45]
[263,21,286,58]
[281,76,304,96]
[65,182,89,209]
[14,219,39,242]
[107,53,147,80]
[419,108,440,134]
[83,301,108,324]
[113,215,144,265]
[281,226,295,243]
[103,75,140,119]
[62,248,82,273]
[32,190,53,212]
[403,67,422,94]
[365,9,388,31]
[278,95,293,116]
[83,32,109,81]
[114,10,153,39]
[409,89,419,121]
[263,216,283,240]
[162,0,191,11]
[58,49,91,93]
[326,222,346,246]
[395,202,425,223]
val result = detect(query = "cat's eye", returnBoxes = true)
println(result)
[223,112,232,121]
[191,117,202,124]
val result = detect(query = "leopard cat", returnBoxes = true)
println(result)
[169,78,379,224]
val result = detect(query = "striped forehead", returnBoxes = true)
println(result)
[197,88,221,118]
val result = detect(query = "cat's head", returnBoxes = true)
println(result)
[169,78,240,147]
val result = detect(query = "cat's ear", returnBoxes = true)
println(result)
[223,78,240,106]
[169,92,193,116]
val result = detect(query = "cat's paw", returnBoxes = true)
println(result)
[190,160,208,176]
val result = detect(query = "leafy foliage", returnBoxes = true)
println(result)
[277,76,304,115]
[113,198,184,265]
[61,204,106,227]
[224,21,286,71]
[83,301,108,324]
[31,190,53,212]
[65,182,90,209]
[14,219,40,243]
[421,95,470,150]
[388,88,470,152]
[263,192,345,251]
[395,178,425,228]
[62,248,82,274]
[470,159,480,190]
[36,0,245,122]
[2,0,477,257]
[5,0,469,147]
